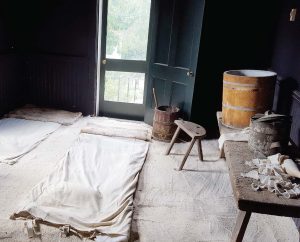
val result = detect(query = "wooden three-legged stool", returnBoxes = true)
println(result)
[165,120,206,170]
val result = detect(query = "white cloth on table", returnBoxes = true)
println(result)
[218,128,250,152]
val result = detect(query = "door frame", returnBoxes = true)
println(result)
[96,0,154,120]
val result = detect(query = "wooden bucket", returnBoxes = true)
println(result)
[152,106,180,142]
[222,70,277,128]
[248,113,291,156]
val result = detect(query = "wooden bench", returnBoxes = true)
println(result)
[217,112,300,242]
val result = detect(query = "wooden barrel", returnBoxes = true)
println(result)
[152,106,180,142]
[222,70,277,128]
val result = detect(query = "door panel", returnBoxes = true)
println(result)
[100,101,144,118]
[170,82,186,108]
[145,0,205,124]
[154,0,173,64]
[105,60,147,73]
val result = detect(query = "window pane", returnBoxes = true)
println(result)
[106,0,151,60]
[104,71,145,104]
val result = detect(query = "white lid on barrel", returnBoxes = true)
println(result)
[225,70,277,78]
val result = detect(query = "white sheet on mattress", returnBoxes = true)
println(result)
[0,118,61,165]
[11,132,149,241]
[7,106,82,125]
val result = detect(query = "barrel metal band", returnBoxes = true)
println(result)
[223,80,259,88]
[222,103,259,112]
[153,119,174,125]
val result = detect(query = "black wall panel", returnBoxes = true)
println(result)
[0,54,22,116]
[26,55,91,113]
[22,0,98,115]
[0,1,24,116]
[0,0,98,116]
[272,0,300,147]
[191,0,280,135]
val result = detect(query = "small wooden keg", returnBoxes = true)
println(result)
[152,106,180,142]
[248,113,291,156]
[222,70,277,128]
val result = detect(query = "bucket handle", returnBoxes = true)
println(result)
[152,88,158,109]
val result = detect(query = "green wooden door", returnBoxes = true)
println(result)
[99,0,152,120]
[144,0,205,124]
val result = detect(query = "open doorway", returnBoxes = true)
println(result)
[97,0,151,120]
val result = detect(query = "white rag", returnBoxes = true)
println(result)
[0,118,60,165]
[218,128,250,153]
[11,120,150,241]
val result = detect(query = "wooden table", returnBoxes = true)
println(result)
[217,112,300,242]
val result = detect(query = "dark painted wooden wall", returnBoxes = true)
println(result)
[0,0,98,116]
[0,1,24,116]
[23,0,98,115]
[272,0,300,147]
[191,0,281,136]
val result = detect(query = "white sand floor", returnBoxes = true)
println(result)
[131,140,299,242]
[0,118,299,242]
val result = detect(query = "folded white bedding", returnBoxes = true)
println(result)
[11,118,150,241]
[0,118,61,165]
[7,106,82,125]
[82,117,152,141]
